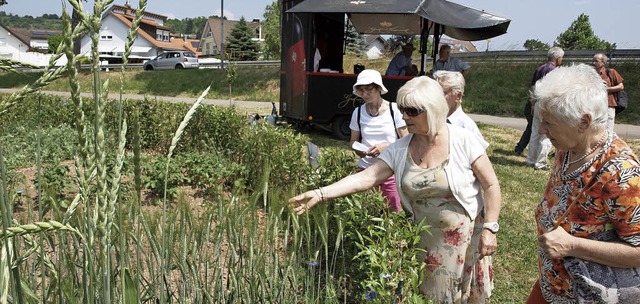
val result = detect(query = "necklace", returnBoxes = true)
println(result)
[566,131,607,166]
[366,102,384,117]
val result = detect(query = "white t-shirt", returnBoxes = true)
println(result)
[349,102,406,169]
[448,107,489,149]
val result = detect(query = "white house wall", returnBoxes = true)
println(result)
[30,39,50,50]
[80,14,156,60]
[0,26,29,61]
[366,40,385,59]
[0,27,64,67]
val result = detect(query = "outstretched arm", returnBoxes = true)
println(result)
[290,160,394,215]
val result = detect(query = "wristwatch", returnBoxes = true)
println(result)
[483,222,500,233]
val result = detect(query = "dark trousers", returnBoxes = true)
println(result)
[515,101,533,153]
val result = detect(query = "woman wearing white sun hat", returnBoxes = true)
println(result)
[348,69,408,211]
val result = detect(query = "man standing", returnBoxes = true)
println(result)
[429,44,471,77]
[526,47,564,170]
[592,53,624,132]
[385,43,418,76]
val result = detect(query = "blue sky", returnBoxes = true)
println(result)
[2,0,638,50]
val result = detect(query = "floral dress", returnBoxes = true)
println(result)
[401,154,493,303]
[534,133,640,303]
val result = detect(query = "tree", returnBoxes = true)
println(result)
[226,17,260,61]
[48,33,64,53]
[555,14,616,50]
[523,39,550,51]
[345,21,365,56]
[166,16,209,38]
[0,1,6,6]
[385,35,418,55]
[261,0,280,60]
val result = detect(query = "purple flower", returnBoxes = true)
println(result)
[380,273,392,279]
[307,260,319,267]
[365,290,377,300]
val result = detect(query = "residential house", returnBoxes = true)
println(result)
[79,3,198,63]
[363,34,385,59]
[439,37,478,53]
[0,24,62,66]
[198,18,263,57]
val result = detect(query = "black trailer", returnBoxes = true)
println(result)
[279,0,511,139]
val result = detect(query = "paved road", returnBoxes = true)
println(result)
[3,88,640,139]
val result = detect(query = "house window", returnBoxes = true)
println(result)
[100,35,113,41]
[0,38,6,46]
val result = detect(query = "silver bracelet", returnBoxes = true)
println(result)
[318,187,326,202]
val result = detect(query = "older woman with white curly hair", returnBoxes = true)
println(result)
[290,76,502,303]
[527,64,640,303]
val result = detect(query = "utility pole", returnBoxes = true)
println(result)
[220,0,225,70]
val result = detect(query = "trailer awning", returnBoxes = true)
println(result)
[287,0,510,41]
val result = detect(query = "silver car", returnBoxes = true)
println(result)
[143,51,199,70]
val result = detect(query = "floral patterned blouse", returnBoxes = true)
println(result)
[534,133,640,303]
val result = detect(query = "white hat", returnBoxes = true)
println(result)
[352,69,388,97]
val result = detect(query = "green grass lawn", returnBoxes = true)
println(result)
[2,59,638,124]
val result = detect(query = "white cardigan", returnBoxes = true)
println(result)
[378,124,486,219]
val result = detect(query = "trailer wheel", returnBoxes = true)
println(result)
[331,116,351,140]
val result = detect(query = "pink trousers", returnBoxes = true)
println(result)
[378,175,401,212]
[359,168,401,212]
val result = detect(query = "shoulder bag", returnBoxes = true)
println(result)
[606,68,629,114]
[552,155,640,304]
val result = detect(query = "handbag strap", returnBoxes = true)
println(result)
[551,154,623,230]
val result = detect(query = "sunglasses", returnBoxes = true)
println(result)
[398,106,424,117]
[356,85,377,93]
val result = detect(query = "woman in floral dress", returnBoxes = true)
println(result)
[290,76,502,303]
[526,64,640,303]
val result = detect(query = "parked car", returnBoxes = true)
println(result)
[143,51,199,70]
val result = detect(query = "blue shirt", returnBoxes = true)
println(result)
[385,52,412,76]
[431,57,470,73]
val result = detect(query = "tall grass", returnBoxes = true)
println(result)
[0,1,429,303]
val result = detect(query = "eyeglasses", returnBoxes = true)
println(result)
[398,106,424,117]
[356,85,377,94]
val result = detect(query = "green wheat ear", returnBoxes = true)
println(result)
[0,221,80,238]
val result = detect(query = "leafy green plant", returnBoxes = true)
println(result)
[140,155,187,201]
[177,151,246,193]
[35,159,73,201]
[343,192,427,301]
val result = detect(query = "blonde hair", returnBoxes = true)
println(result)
[396,76,448,137]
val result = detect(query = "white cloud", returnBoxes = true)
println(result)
[214,9,236,20]
[163,13,178,20]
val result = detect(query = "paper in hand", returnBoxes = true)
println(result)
[351,141,370,153]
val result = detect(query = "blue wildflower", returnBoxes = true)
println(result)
[380,273,392,279]
[307,260,319,267]
[365,290,377,300]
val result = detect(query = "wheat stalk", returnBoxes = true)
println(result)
[0,221,80,238]
[107,118,127,234]
[0,58,40,71]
